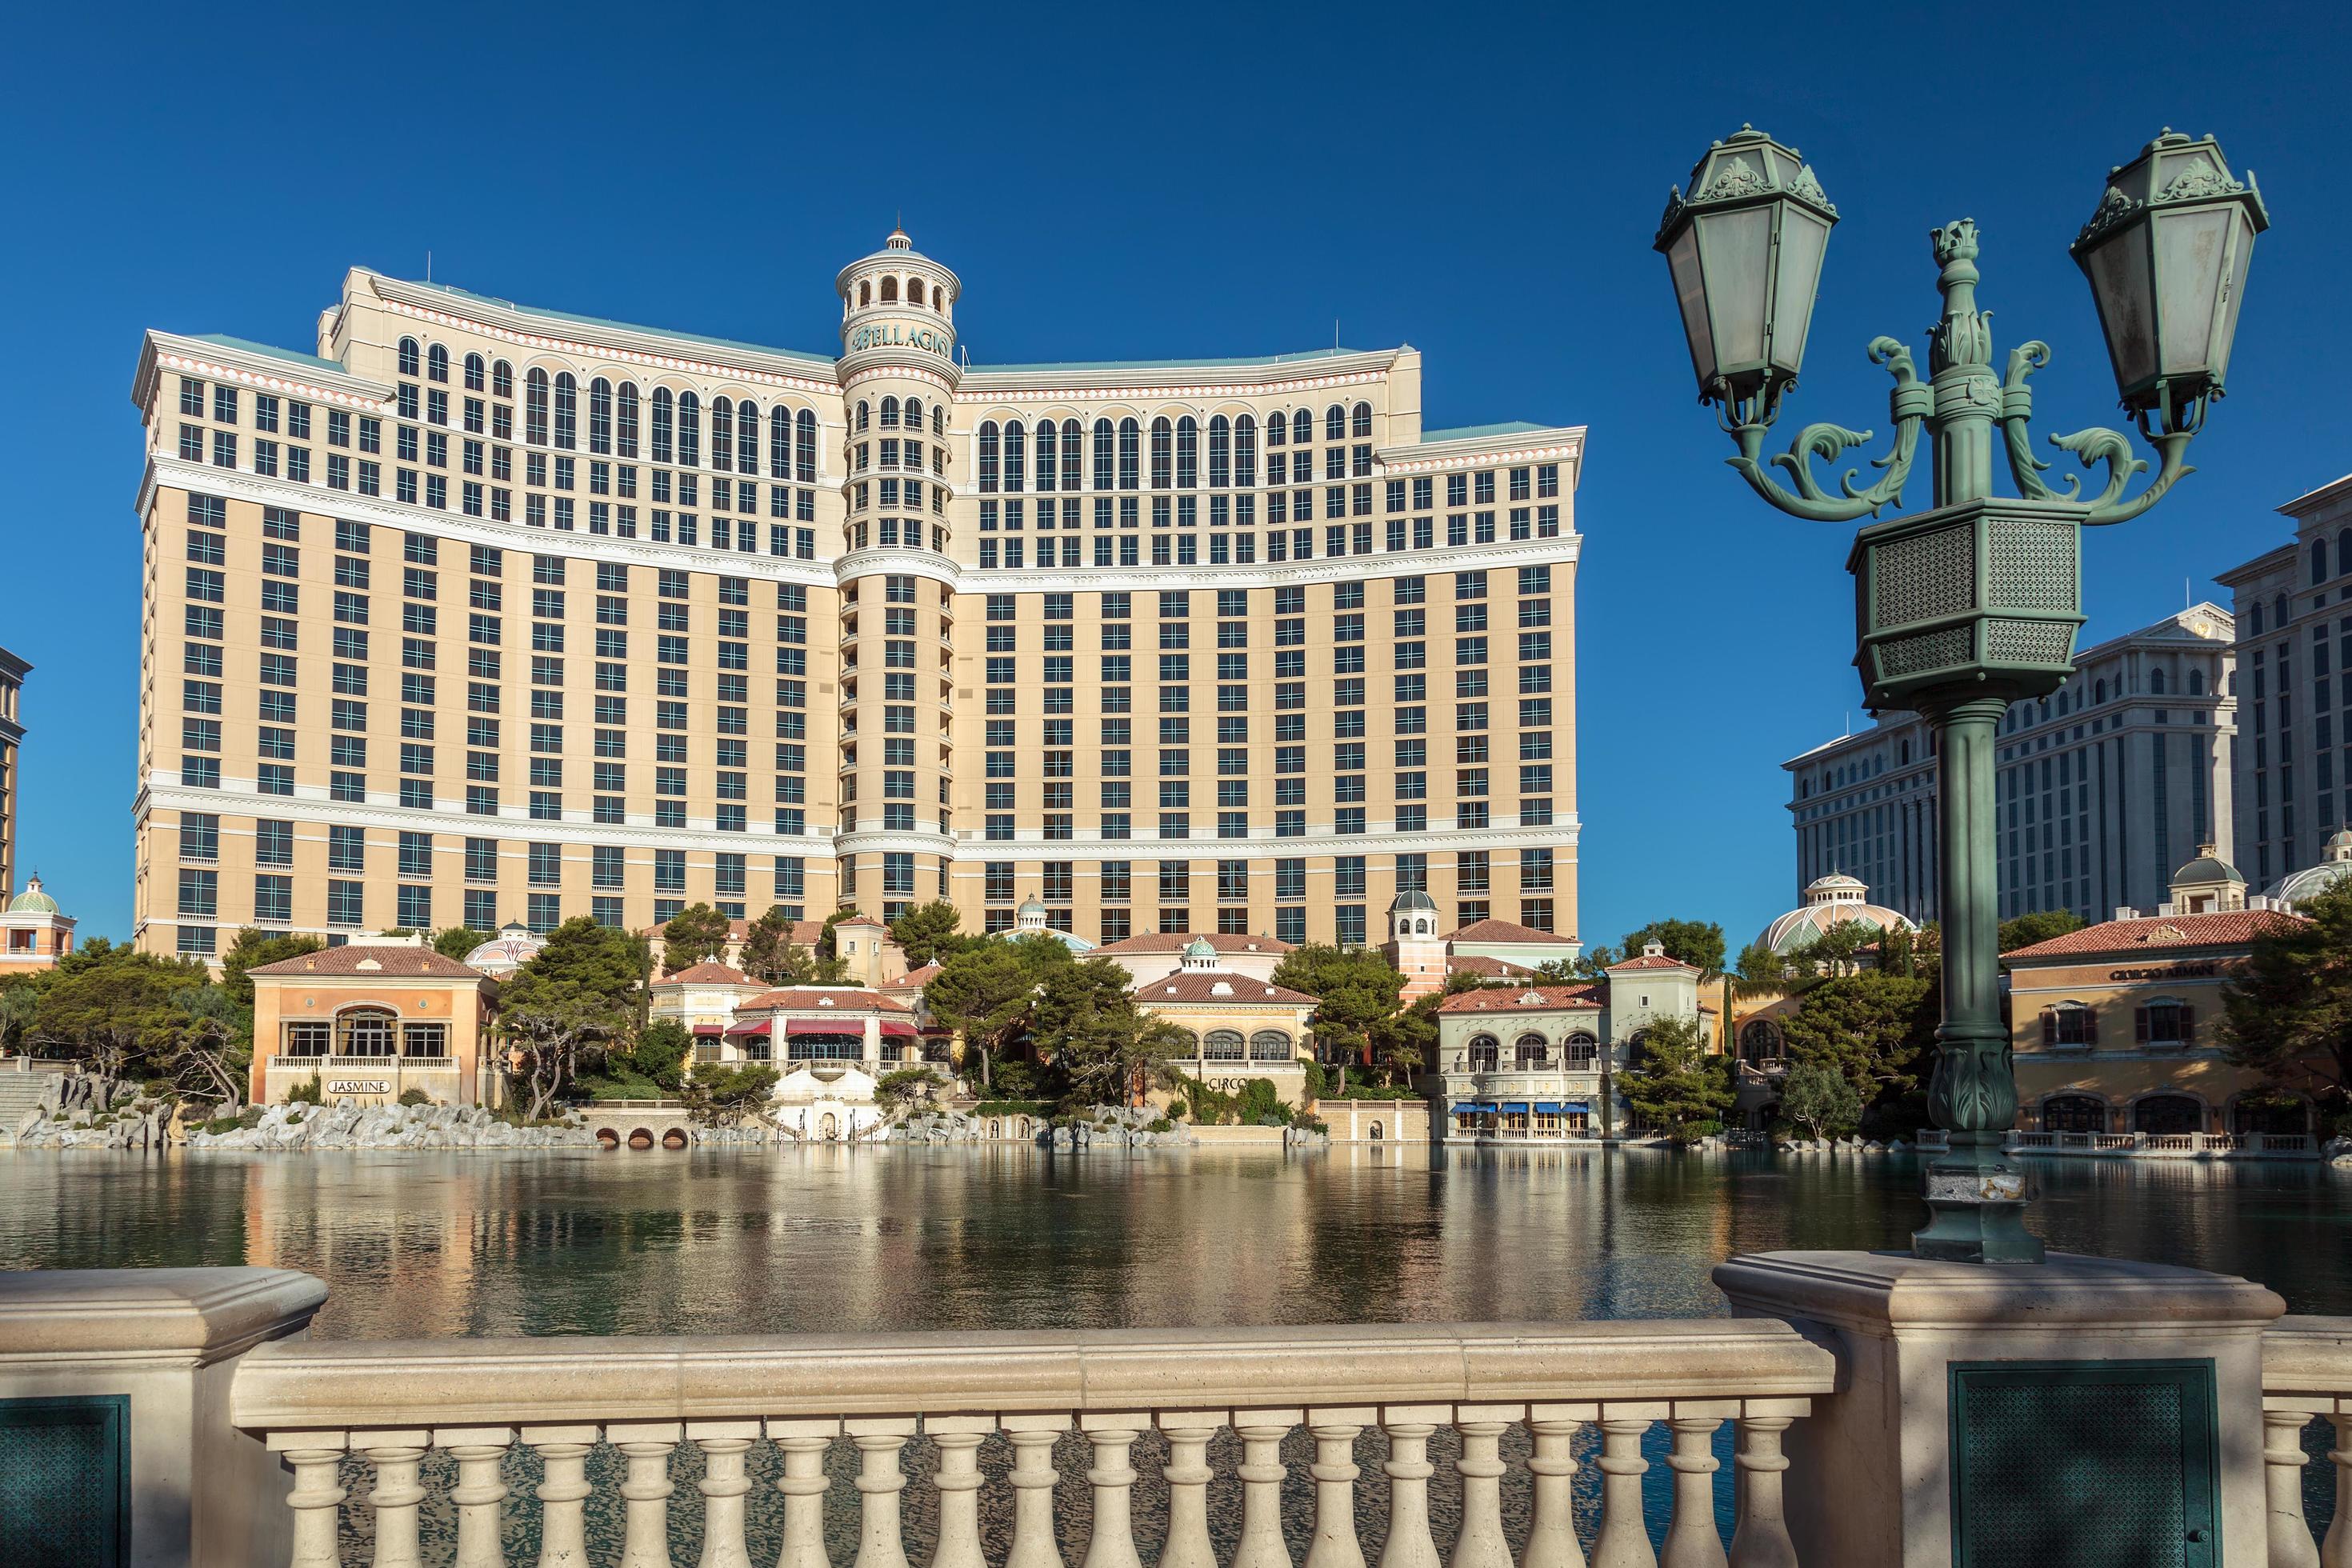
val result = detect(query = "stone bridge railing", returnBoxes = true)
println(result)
[2259,1316,2352,1568]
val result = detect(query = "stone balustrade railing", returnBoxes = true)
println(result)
[2259,1316,2351,1568]
[229,1319,1838,1568]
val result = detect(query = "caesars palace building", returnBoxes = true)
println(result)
[126,232,1584,958]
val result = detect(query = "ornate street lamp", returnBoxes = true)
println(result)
[1656,126,2267,1263]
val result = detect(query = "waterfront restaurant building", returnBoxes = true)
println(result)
[245,933,493,1106]
[126,234,1585,965]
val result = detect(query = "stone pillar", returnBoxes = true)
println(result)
[1714,1250,2282,1567]
[0,1266,328,1566]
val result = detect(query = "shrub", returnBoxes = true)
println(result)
[286,1074,323,1106]
[397,1088,432,1107]
[200,1116,242,1135]
[1147,1117,1174,1133]
[972,1099,1051,1118]
[236,1106,266,1130]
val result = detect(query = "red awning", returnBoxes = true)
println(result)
[692,1024,724,1037]
[786,1019,866,1036]
[878,1020,918,1038]
[724,1019,772,1038]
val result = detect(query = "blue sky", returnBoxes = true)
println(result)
[3,0,2344,952]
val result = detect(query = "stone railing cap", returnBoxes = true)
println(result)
[0,1268,328,1363]
[2261,1314,2352,1394]
[1713,1250,2287,1335]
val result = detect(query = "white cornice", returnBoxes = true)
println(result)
[830,828,958,858]
[954,353,1402,401]
[1378,428,1587,476]
[958,534,1579,593]
[834,549,962,592]
[945,821,1582,862]
[134,331,393,418]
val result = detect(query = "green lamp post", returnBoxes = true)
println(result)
[1656,126,2268,1262]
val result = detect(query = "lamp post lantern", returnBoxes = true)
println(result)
[1656,126,2267,1263]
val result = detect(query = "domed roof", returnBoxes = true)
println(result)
[5,874,58,915]
[1390,890,1438,913]
[1018,894,1048,916]
[1183,935,1217,959]
[1757,874,1917,955]
[462,920,545,976]
[2171,846,2245,886]
[2266,830,2352,906]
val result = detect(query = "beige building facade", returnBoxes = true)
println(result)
[0,644,23,906]
[126,234,1583,962]
[245,934,493,1106]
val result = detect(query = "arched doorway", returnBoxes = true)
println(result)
[2132,1094,2204,1135]
[595,1126,620,1149]
[818,1112,838,1139]
[2041,1094,2107,1134]
[627,1126,654,1150]
[662,1127,689,1150]
[2233,1097,2309,1136]
[1738,1020,1783,1066]
[1369,1121,1385,1141]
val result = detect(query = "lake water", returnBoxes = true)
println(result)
[3,1146,2341,1560]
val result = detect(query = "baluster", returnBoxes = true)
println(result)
[1590,1406,1664,1568]
[1524,1406,1591,1568]
[2323,1410,2350,1568]
[1304,1408,1370,1568]
[524,1425,599,1568]
[1726,1405,1802,1568]
[355,1430,430,1568]
[849,1418,918,1568]
[1376,1407,1448,1568]
[1448,1406,1518,1568]
[1079,1414,1148,1568]
[769,1418,841,1568]
[2268,1409,2322,1568]
[609,1422,681,1568]
[928,1417,994,1568]
[1158,1412,1223,1568]
[1232,1408,1302,1568]
[272,1433,348,1568]
[437,1426,515,1568]
[1002,1415,1070,1568]
[1660,1407,1732,1568]
[690,1422,761,1568]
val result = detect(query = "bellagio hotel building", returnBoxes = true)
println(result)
[126,233,1585,959]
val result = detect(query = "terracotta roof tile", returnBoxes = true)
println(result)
[1134,970,1318,1005]
[1435,984,1602,1014]
[248,945,485,979]
[1445,918,1575,946]
[889,963,943,989]
[1606,953,1696,972]
[663,962,755,986]
[2003,909,2301,961]
[1095,931,1295,955]
[1446,955,1537,978]
[738,986,912,1014]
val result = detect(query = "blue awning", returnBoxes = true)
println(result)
[1502,1102,1530,1114]
[1459,1102,1498,1114]
[1534,1102,1563,1114]
[1557,1101,1592,1113]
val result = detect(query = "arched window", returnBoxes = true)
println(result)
[1203,1029,1243,1062]
[1352,401,1372,437]
[2150,666,2167,695]
[710,398,734,471]
[1234,414,1258,488]
[1563,1031,1598,1069]
[1514,1033,1547,1069]
[1325,403,1346,441]
[1623,1032,1650,1072]
[879,396,899,430]
[677,392,701,466]
[796,409,818,482]
[1034,419,1058,491]
[552,372,577,450]
[770,406,793,478]
[1266,410,1286,446]
[2274,594,2288,628]
[1002,420,1026,493]
[616,383,640,458]
[934,283,946,310]
[1292,408,1312,446]
[2133,1094,2204,1134]
[1093,418,1115,490]
[1175,416,1199,489]
[650,388,674,464]
[856,400,870,434]
[880,276,898,303]
[1118,418,1142,490]
[2039,1002,2097,1048]
[977,422,1000,493]
[2314,538,2330,585]
[737,400,758,475]
[587,378,612,454]
[1467,1034,1499,1071]
[337,1006,398,1058]
[2094,678,2106,702]
[1061,419,1083,490]
[464,353,486,392]
[2234,1095,2308,1135]
[2339,528,2352,578]
[2042,1094,2107,1134]
[398,337,421,377]
[1738,1020,1782,1064]
[427,343,450,383]
[2187,667,2206,696]
[492,359,514,400]
[903,397,923,433]
[1207,415,1231,488]
[1150,417,1174,489]
[1250,1030,1293,1062]
[524,368,550,446]
[2250,602,2265,636]
[858,279,871,307]
[2134,997,2194,1047]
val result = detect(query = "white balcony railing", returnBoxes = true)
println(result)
[2258,1315,2352,1566]
[230,1319,1837,1568]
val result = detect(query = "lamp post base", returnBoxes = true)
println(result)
[1912,1133,2044,1264]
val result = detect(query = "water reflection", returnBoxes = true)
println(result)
[3,1145,2344,1335]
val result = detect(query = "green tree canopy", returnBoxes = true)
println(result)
[2219,881,2352,1122]
[1734,941,1790,986]
[1032,957,1190,1110]
[1777,972,1938,1113]
[166,983,249,1107]
[1616,918,1728,977]
[33,945,211,1079]
[685,1064,779,1126]
[661,903,735,975]
[1269,944,1406,1066]
[922,936,1077,1089]
[500,918,646,1118]
[739,905,838,985]
[1778,1061,1863,1141]
[432,926,492,962]
[1998,909,2086,954]
[1618,1013,1734,1142]
[221,929,325,1019]
[890,901,977,970]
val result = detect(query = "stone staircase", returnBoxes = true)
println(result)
[0,1070,58,1137]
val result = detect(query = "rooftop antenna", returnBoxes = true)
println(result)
[426,250,433,283]
[1334,318,1341,349]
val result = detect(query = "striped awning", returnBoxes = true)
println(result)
[724,1019,771,1038]
[1502,1102,1530,1114]
[786,1019,866,1036]
[692,1024,725,1037]
[878,1020,918,1038]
